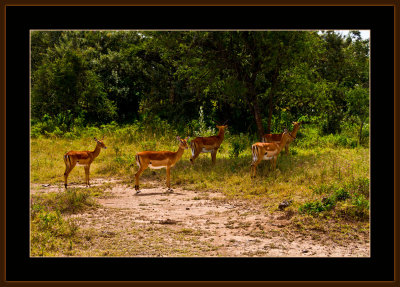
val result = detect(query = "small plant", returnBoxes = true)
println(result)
[299,197,335,215]
[333,188,351,201]
[229,133,248,158]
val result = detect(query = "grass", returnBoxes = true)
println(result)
[30,124,370,256]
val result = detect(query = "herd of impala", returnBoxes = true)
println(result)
[63,122,302,193]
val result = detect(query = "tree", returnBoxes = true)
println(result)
[31,31,117,128]
[346,85,369,144]
[152,31,323,139]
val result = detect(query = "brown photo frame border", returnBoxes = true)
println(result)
[0,1,398,286]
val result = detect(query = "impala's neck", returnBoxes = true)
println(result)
[278,135,290,151]
[175,146,186,161]
[92,144,102,158]
[290,125,301,138]
[217,128,225,140]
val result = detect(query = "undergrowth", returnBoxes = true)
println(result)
[30,122,370,256]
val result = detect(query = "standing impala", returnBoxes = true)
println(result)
[251,129,290,178]
[262,121,301,155]
[189,124,228,165]
[63,137,107,188]
[134,136,189,193]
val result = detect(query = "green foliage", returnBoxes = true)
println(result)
[295,125,361,149]
[31,30,369,139]
[333,188,351,201]
[299,197,336,215]
[303,177,369,218]
[228,133,250,158]
[30,189,97,256]
[190,106,216,137]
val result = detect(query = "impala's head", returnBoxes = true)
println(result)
[216,120,228,131]
[177,136,190,150]
[282,128,290,138]
[216,124,228,131]
[292,121,302,127]
[94,137,107,149]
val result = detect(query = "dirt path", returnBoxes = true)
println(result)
[31,178,370,257]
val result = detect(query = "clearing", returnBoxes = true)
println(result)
[31,178,370,257]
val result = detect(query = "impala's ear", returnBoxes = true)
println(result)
[94,137,98,142]
[284,128,288,133]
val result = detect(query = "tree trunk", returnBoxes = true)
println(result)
[267,92,274,134]
[246,85,264,140]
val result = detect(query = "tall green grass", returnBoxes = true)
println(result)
[31,122,369,213]
[30,122,370,256]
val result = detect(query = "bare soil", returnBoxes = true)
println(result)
[31,178,370,257]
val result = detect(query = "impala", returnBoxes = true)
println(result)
[134,136,189,193]
[251,129,290,178]
[63,137,107,188]
[262,121,301,155]
[189,124,228,165]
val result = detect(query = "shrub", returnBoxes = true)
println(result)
[346,177,370,198]
[333,188,351,201]
[229,133,249,158]
[299,197,335,215]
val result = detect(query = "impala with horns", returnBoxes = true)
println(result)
[63,137,107,188]
[251,129,291,178]
[134,136,189,193]
[262,121,302,155]
[189,122,228,165]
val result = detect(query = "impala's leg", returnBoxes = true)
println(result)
[190,146,202,165]
[211,149,217,165]
[272,156,277,171]
[166,166,172,192]
[84,165,90,187]
[134,162,148,194]
[63,155,70,188]
[250,164,256,178]
[251,157,263,178]
[64,156,76,189]
[285,143,289,155]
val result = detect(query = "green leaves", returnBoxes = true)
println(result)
[31,30,369,139]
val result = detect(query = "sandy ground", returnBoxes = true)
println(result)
[31,178,370,257]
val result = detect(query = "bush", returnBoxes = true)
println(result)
[333,188,351,201]
[346,177,370,198]
[301,180,369,220]
[295,125,364,149]
[229,133,249,158]
[299,197,335,215]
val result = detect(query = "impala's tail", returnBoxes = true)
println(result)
[190,141,196,159]
[251,145,258,164]
[63,154,71,173]
[135,154,141,169]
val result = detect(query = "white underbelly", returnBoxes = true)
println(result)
[148,164,166,169]
[77,162,88,166]
[263,155,274,160]
[201,148,213,153]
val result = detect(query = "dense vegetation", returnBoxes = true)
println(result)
[30,30,370,256]
[31,30,369,144]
